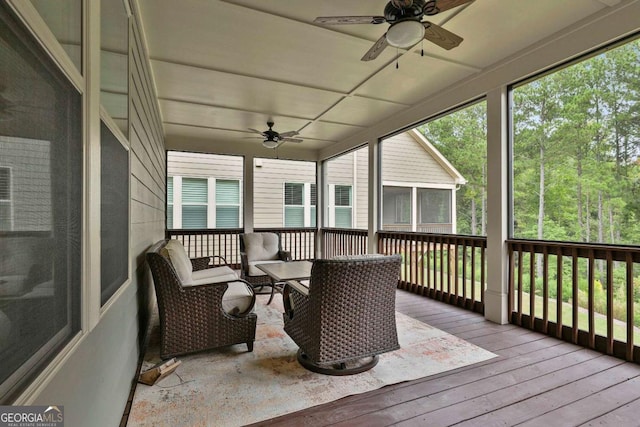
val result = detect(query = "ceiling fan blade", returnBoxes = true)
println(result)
[283,137,303,143]
[422,22,463,50]
[423,0,473,15]
[314,16,386,25]
[248,128,266,136]
[278,130,299,138]
[361,34,389,61]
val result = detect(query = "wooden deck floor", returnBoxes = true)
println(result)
[253,289,640,427]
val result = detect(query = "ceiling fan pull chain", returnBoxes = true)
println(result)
[396,47,399,69]
[421,40,424,57]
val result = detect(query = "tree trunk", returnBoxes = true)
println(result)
[585,193,591,242]
[609,203,615,244]
[537,142,545,277]
[470,197,477,235]
[577,157,583,239]
[597,191,604,283]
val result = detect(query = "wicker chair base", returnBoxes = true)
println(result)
[296,350,379,376]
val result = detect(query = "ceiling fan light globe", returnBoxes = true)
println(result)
[263,139,278,149]
[386,20,425,48]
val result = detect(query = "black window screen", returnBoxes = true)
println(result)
[0,4,82,402]
[100,121,129,305]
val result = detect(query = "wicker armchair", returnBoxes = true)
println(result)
[146,239,257,359]
[283,254,402,375]
[239,232,291,303]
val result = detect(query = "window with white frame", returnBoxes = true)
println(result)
[215,179,240,228]
[0,167,11,230]
[0,4,82,402]
[181,177,208,229]
[166,176,241,229]
[284,182,304,227]
[333,185,352,228]
[284,182,316,227]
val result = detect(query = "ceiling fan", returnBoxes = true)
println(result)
[248,121,303,149]
[314,0,471,61]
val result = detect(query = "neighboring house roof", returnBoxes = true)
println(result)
[409,129,467,185]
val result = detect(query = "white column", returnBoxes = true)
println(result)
[368,140,379,253]
[173,176,182,227]
[244,155,254,232]
[485,87,510,324]
[207,177,216,228]
[317,161,326,258]
[411,187,418,232]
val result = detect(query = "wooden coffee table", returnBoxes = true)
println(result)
[255,260,312,304]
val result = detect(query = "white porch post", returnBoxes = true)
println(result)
[368,139,379,254]
[317,160,326,258]
[485,86,510,324]
[244,155,254,232]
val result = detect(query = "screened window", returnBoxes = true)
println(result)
[383,186,411,229]
[0,4,82,402]
[418,188,451,224]
[334,185,352,228]
[216,179,240,228]
[284,182,304,227]
[0,167,11,230]
[100,121,129,305]
[511,37,640,245]
[181,178,207,229]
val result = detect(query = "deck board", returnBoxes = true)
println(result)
[253,289,640,427]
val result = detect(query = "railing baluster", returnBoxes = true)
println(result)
[588,250,595,348]
[626,253,634,361]
[606,251,614,354]
[529,244,535,329]
[542,246,549,334]
[557,250,563,339]
[517,245,523,325]
[572,248,579,344]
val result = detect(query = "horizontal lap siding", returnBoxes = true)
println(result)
[253,158,315,228]
[382,133,454,184]
[167,151,243,179]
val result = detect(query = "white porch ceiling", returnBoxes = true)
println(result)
[137,0,634,159]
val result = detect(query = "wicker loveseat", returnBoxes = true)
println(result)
[146,239,257,359]
[283,254,402,375]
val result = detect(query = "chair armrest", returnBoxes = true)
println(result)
[190,256,211,271]
[211,254,229,266]
[240,252,249,274]
[283,280,310,320]
[279,250,292,262]
[286,280,309,297]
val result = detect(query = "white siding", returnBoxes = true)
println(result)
[382,132,455,185]
[168,151,243,180]
[253,158,315,228]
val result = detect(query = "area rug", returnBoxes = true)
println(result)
[128,295,496,427]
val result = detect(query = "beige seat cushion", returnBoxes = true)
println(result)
[161,240,193,283]
[243,233,280,262]
[221,281,254,315]
[190,266,239,285]
[184,267,252,315]
[247,260,284,276]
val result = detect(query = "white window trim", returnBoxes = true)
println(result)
[283,182,316,227]
[328,184,353,228]
[383,184,456,233]
[213,178,242,228]
[169,176,242,229]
